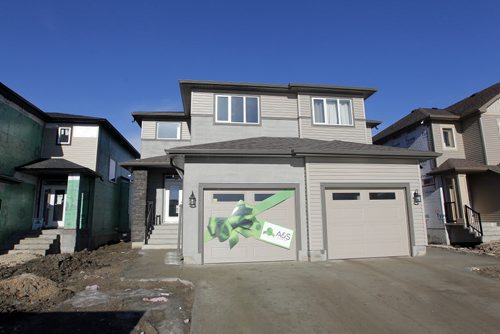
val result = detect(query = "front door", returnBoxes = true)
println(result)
[41,185,67,228]
[164,178,182,224]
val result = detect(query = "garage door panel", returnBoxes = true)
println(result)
[326,188,410,260]
[204,189,297,264]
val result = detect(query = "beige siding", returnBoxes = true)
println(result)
[431,122,466,165]
[365,127,373,144]
[305,158,427,251]
[141,121,156,139]
[191,91,214,115]
[298,95,369,143]
[260,94,297,119]
[181,122,191,140]
[481,114,500,164]
[41,124,98,170]
[486,97,500,114]
[462,116,485,163]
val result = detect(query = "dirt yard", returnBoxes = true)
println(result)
[0,242,193,334]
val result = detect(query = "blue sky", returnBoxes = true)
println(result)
[1,0,499,149]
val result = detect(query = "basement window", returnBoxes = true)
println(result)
[57,127,72,145]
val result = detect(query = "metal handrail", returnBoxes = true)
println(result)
[444,201,458,223]
[465,205,483,237]
[145,201,154,244]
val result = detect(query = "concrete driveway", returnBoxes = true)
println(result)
[125,248,500,334]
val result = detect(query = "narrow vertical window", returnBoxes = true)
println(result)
[442,128,456,148]
[109,158,117,182]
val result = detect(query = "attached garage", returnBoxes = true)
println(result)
[203,189,298,264]
[324,187,411,260]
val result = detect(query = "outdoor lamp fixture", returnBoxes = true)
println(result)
[189,191,197,208]
[413,189,422,205]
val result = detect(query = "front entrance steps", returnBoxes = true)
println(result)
[482,222,500,243]
[143,224,179,250]
[6,229,62,256]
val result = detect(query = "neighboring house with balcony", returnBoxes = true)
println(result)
[122,80,438,265]
[373,82,500,245]
[0,82,139,254]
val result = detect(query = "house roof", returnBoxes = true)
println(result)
[166,137,439,160]
[0,82,50,121]
[45,113,139,158]
[373,82,500,144]
[131,111,188,126]
[16,158,101,177]
[120,155,173,169]
[428,158,500,175]
[179,80,378,115]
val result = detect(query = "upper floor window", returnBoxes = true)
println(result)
[216,95,259,124]
[312,98,353,126]
[157,122,181,140]
[441,127,456,149]
[57,127,72,145]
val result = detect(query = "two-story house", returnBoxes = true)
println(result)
[122,80,438,264]
[0,82,139,254]
[374,82,500,245]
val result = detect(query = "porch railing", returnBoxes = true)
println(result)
[145,201,154,244]
[444,201,458,223]
[465,205,483,237]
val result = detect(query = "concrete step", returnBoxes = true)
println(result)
[482,236,500,243]
[18,238,55,246]
[142,244,178,250]
[147,239,178,246]
[482,222,500,227]
[8,249,48,256]
[14,243,51,251]
[152,225,178,231]
[150,230,179,236]
[41,229,63,235]
[24,234,60,240]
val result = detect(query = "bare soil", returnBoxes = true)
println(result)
[0,243,193,333]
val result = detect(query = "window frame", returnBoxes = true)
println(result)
[56,126,72,145]
[156,122,181,140]
[441,126,457,150]
[311,97,354,126]
[108,158,117,183]
[215,95,260,125]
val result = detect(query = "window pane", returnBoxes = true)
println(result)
[338,100,352,125]
[246,97,259,123]
[254,193,275,201]
[169,185,179,217]
[213,194,244,202]
[326,100,338,125]
[217,96,229,121]
[332,193,360,200]
[369,192,396,200]
[442,129,455,147]
[231,97,244,122]
[313,99,325,123]
[108,159,116,181]
[157,123,180,139]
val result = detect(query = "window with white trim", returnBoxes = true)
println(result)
[157,122,181,140]
[216,95,259,124]
[108,158,116,182]
[312,98,353,126]
[57,127,72,145]
[442,127,456,148]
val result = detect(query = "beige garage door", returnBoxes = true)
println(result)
[203,189,297,264]
[325,188,410,260]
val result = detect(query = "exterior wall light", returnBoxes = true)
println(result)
[413,189,422,205]
[189,191,197,208]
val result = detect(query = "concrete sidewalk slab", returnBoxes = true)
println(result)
[124,248,500,334]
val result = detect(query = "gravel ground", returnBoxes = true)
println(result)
[0,242,193,333]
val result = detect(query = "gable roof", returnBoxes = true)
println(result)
[373,82,500,144]
[166,137,439,160]
[0,82,50,121]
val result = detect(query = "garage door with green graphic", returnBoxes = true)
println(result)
[203,189,297,264]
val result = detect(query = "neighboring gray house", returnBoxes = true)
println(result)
[1,82,139,255]
[374,83,500,245]
[122,80,438,264]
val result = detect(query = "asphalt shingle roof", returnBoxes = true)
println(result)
[167,137,439,160]
[17,158,100,176]
[428,158,500,175]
